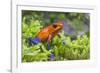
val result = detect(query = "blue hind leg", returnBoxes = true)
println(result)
[28,37,40,46]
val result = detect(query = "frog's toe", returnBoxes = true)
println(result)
[50,54,55,61]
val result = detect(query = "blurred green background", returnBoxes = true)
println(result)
[22,10,90,62]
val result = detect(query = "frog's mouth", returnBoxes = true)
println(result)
[57,26,62,30]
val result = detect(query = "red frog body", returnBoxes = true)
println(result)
[37,22,63,42]
[28,22,64,49]
[28,22,64,60]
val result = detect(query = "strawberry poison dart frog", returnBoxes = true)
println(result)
[28,22,66,60]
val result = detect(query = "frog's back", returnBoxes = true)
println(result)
[37,25,54,41]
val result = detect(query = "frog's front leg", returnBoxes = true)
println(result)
[47,34,52,50]
[47,34,55,61]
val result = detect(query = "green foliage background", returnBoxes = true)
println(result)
[22,10,90,62]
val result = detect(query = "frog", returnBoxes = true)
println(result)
[28,22,66,60]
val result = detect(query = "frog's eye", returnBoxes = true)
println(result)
[52,24,57,28]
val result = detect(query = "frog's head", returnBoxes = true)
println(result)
[52,21,64,32]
